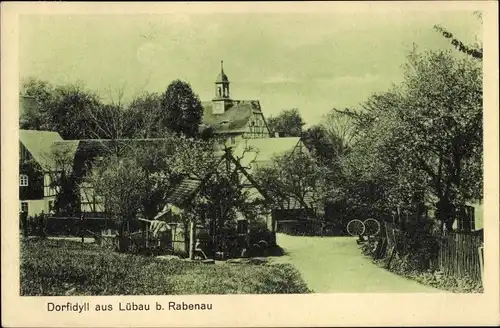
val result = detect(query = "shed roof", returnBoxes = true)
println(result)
[19,129,64,169]
[165,177,204,207]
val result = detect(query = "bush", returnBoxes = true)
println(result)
[20,239,310,295]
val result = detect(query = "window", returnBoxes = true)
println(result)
[20,174,28,187]
[20,201,28,213]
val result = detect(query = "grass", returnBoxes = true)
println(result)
[369,255,483,293]
[20,238,310,296]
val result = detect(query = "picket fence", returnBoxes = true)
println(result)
[382,221,484,284]
[435,232,484,283]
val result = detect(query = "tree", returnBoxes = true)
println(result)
[339,49,482,233]
[254,149,329,220]
[267,108,305,137]
[160,80,203,138]
[126,92,164,138]
[434,12,483,60]
[89,156,147,250]
[20,78,103,139]
[43,144,80,214]
[20,78,54,131]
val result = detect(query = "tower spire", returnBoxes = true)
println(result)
[221,60,224,73]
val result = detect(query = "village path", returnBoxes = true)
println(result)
[272,233,444,293]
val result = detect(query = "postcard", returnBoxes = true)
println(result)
[2,1,499,327]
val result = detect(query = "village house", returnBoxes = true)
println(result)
[19,129,62,216]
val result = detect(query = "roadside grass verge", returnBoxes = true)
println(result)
[20,238,310,295]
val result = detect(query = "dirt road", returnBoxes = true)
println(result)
[274,233,444,293]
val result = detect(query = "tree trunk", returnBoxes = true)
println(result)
[436,198,455,235]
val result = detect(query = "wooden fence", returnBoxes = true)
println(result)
[380,221,484,284]
[435,232,484,283]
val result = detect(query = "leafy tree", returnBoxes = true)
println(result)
[185,145,270,258]
[339,49,482,233]
[434,11,483,60]
[89,156,147,250]
[267,108,305,137]
[254,149,329,220]
[43,145,80,214]
[301,125,337,165]
[20,78,102,139]
[160,80,203,138]
[126,92,164,138]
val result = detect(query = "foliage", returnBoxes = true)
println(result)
[126,92,164,138]
[21,78,101,139]
[338,50,482,231]
[266,108,305,137]
[184,145,272,255]
[254,149,329,219]
[20,78,206,141]
[89,156,147,231]
[43,145,80,214]
[385,260,483,293]
[434,12,482,61]
[160,80,204,139]
[20,239,310,295]
[301,125,338,165]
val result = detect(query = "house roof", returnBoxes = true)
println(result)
[19,129,64,169]
[165,177,204,207]
[201,100,261,134]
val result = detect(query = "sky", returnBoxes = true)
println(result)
[19,9,482,125]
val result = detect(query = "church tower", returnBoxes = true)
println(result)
[212,60,232,114]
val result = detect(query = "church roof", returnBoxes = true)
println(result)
[215,71,229,83]
[201,100,261,134]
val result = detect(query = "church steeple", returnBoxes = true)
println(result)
[212,60,232,114]
[215,60,230,99]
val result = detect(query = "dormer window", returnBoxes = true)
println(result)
[20,174,28,187]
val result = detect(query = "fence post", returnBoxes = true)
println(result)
[189,220,196,260]
[39,211,46,239]
[478,245,484,285]
[80,213,85,244]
